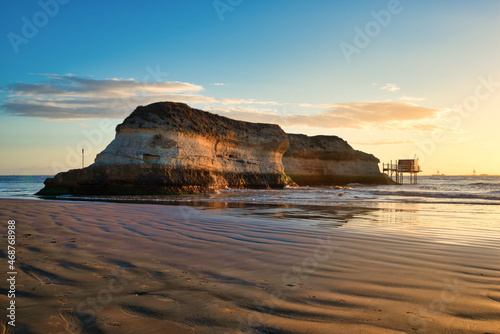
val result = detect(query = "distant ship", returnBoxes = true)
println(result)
[432,169,445,176]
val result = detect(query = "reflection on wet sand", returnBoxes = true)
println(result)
[3,198,500,333]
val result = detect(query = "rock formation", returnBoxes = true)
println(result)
[37,102,294,195]
[282,134,392,185]
[37,101,392,196]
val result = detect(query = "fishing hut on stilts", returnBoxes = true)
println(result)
[383,159,421,184]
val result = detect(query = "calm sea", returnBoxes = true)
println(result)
[0,175,50,199]
[1,175,499,209]
[2,175,499,246]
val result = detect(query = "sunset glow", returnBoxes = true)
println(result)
[1,1,499,175]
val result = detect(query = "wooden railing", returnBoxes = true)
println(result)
[382,163,421,173]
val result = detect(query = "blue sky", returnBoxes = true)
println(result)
[1,0,500,175]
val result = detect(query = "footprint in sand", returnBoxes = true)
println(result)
[101,319,122,328]
[59,311,83,334]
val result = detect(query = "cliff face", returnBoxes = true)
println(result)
[95,102,288,173]
[283,134,391,185]
[37,102,294,195]
[37,102,393,196]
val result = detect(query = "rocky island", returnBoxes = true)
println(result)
[37,102,390,196]
[283,134,390,185]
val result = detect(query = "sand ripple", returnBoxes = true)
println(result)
[1,199,499,333]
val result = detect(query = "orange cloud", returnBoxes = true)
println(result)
[213,102,442,132]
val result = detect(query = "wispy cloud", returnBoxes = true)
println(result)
[1,74,209,119]
[352,140,414,146]
[298,103,333,109]
[218,98,284,106]
[400,95,426,102]
[1,74,444,133]
[0,74,285,120]
[380,83,400,92]
[213,82,225,86]
[212,102,443,132]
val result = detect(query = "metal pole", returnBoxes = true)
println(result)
[82,149,84,168]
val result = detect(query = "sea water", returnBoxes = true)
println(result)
[1,175,499,248]
[1,175,499,207]
[0,175,49,199]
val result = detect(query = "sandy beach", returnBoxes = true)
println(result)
[2,0,500,333]
[1,198,500,333]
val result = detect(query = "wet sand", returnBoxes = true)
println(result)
[1,198,500,333]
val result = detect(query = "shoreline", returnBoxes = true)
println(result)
[1,198,500,333]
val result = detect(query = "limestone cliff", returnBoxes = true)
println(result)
[37,102,294,195]
[283,134,392,185]
[37,102,393,196]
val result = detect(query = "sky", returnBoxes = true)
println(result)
[1,0,499,175]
